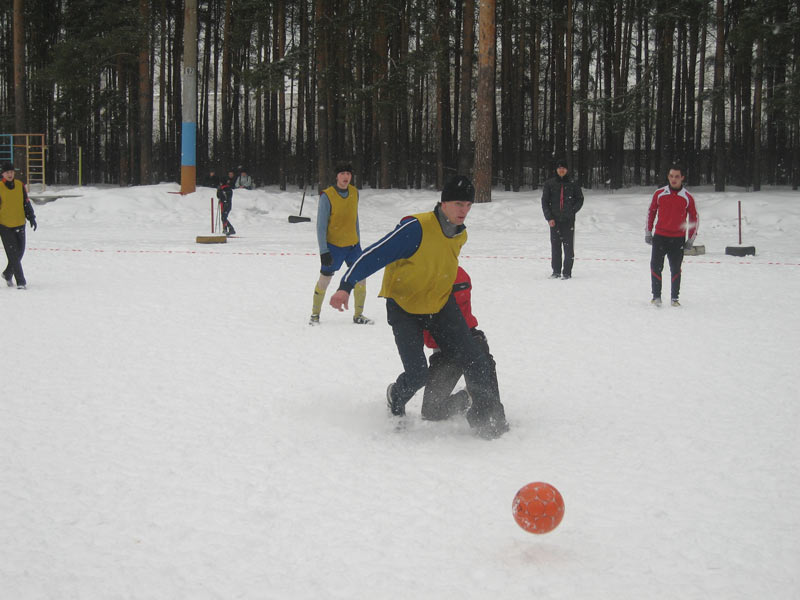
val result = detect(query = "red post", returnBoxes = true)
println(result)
[738,200,742,245]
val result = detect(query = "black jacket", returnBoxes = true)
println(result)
[216,183,233,205]
[541,175,584,222]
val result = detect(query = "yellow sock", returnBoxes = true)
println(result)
[353,281,366,318]
[312,284,326,316]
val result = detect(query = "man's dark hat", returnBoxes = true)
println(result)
[1,162,15,173]
[556,159,568,169]
[334,163,353,176]
[441,175,475,203]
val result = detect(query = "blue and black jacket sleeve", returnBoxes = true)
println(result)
[337,216,423,293]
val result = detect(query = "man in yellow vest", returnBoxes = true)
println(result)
[329,176,509,439]
[309,163,373,325]
[0,162,37,290]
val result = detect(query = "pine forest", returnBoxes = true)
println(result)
[1,0,799,196]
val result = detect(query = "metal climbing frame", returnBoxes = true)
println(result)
[0,133,46,190]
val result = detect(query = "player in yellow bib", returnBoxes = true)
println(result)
[0,162,37,289]
[309,163,372,325]
[329,176,509,439]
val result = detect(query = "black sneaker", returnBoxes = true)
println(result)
[386,383,405,417]
[549,272,561,279]
[3,275,12,287]
[308,314,320,326]
[561,274,572,280]
[353,314,374,325]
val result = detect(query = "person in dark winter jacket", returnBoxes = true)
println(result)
[205,168,221,188]
[421,266,499,423]
[541,159,584,279]
[0,162,37,289]
[329,175,508,439]
[217,172,235,236]
[645,165,699,307]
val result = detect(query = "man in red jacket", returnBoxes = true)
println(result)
[421,267,500,422]
[645,165,699,307]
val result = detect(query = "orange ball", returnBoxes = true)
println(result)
[512,482,565,534]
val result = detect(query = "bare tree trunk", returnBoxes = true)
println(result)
[685,7,699,185]
[396,0,410,188]
[296,0,308,186]
[160,0,169,179]
[171,0,183,180]
[529,12,541,186]
[458,0,475,175]
[474,0,496,202]
[753,36,763,191]
[278,1,286,190]
[632,0,643,185]
[553,0,567,159]
[500,0,512,189]
[793,0,800,190]
[139,0,153,184]
[434,0,452,187]
[695,22,706,184]
[511,3,524,191]
[315,0,330,191]
[411,3,424,189]
[565,0,574,165]
[254,25,263,176]
[713,0,726,190]
[221,0,232,168]
[374,6,392,188]
[211,0,220,165]
[655,0,674,180]
[13,0,26,133]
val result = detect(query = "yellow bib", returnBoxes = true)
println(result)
[0,181,26,227]
[325,185,359,247]
[379,211,467,314]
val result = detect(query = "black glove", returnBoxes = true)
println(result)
[645,231,653,245]
[683,239,693,250]
[29,217,37,231]
[320,252,333,267]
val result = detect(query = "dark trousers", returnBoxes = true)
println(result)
[386,297,505,426]
[421,329,499,421]
[0,224,26,286]
[650,234,684,299]
[219,200,233,231]
[550,219,575,276]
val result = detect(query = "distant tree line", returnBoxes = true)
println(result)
[1,0,799,195]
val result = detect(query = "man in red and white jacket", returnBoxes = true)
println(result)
[645,165,699,306]
[421,266,500,422]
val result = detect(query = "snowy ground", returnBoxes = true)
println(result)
[2,181,799,599]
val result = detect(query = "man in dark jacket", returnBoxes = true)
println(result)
[541,159,584,279]
[217,175,235,236]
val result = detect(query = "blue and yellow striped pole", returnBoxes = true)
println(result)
[180,0,197,195]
